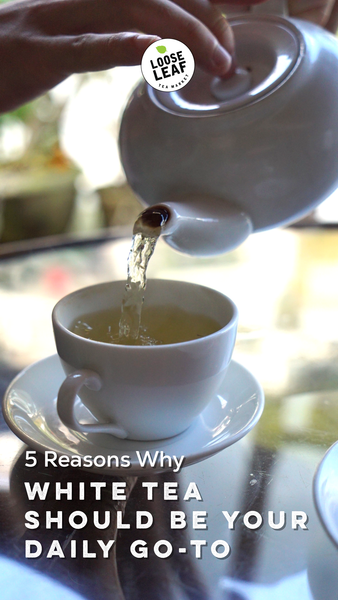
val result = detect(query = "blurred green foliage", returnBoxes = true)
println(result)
[0,102,36,128]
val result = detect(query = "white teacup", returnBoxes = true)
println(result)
[52,279,238,441]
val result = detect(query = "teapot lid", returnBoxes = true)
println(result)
[149,15,304,117]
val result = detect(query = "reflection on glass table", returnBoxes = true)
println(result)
[0,227,338,600]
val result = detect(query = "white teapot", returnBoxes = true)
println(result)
[120,3,338,255]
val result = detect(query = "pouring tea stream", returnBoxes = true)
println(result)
[120,10,338,256]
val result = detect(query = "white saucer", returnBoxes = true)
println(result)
[2,355,264,475]
[314,441,338,547]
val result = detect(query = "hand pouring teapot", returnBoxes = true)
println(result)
[120,0,338,256]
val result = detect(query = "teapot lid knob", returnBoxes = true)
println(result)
[211,67,252,102]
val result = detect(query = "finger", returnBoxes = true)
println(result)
[209,1,266,4]
[31,0,232,76]
[171,0,234,53]
[325,0,338,31]
[52,32,161,75]
[128,0,232,75]
[213,0,336,26]
[288,0,336,25]
[23,0,131,36]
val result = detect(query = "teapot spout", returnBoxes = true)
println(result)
[157,195,253,257]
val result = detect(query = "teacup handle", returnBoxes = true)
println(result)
[57,370,128,439]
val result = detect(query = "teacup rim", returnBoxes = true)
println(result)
[52,278,238,350]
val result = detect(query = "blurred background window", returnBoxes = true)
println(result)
[0,59,144,244]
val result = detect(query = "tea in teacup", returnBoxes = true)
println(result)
[70,305,221,346]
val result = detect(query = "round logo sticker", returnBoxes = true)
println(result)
[141,38,195,92]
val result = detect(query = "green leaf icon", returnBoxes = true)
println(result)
[156,45,167,54]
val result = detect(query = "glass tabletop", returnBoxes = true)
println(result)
[0,227,338,600]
